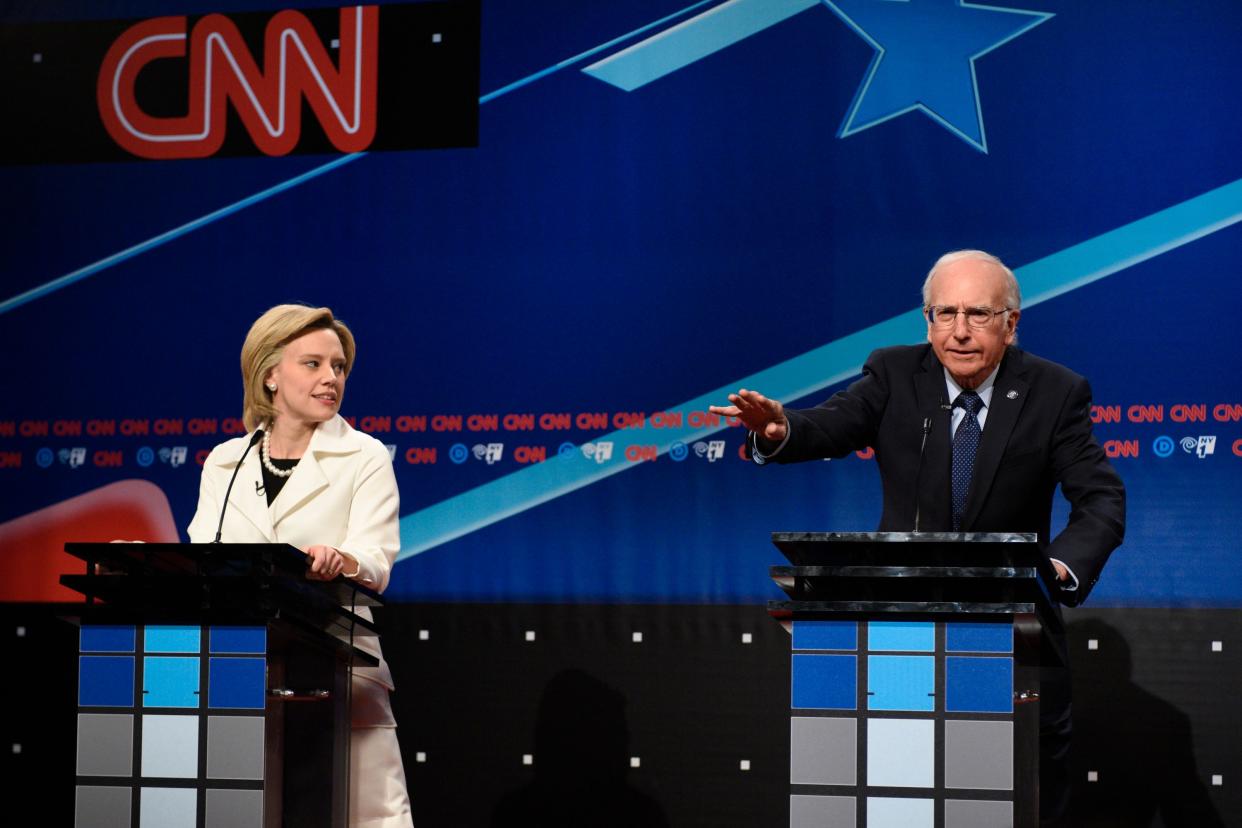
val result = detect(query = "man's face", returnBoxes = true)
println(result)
[925,257,1020,389]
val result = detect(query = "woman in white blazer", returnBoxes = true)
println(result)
[187,304,414,828]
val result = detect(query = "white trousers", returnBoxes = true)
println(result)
[349,674,414,828]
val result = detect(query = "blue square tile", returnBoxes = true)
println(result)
[209,658,266,709]
[946,622,1012,653]
[791,654,856,710]
[145,626,201,654]
[81,625,136,653]
[210,626,266,654]
[868,621,935,652]
[792,620,856,651]
[868,655,935,712]
[79,656,135,707]
[143,657,201,708]
[946,657,1013,713]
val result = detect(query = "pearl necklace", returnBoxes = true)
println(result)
[260,427,297,478]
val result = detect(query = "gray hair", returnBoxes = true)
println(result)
[921,249,1021,309]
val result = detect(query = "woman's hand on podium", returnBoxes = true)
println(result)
[305,544,360,581]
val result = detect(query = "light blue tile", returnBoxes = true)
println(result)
[868,655,935,712]
[145,626,201,654]
[868,621,935,652]
[143,657,200,708]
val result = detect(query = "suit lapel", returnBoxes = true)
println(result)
[962,349,1029,529]
[216,446,275,541]
[915,349,953,529]
[270,416,355,530]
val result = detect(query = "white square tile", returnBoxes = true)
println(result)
[741,633,753,644]
[868,719,934,788]
[432,33,443,43]
[524,630,536,642]
[632,632,643,643]
[141,715,199,778]
[1087,770,1099,782]
[140,787,196,828]
[867,796,933,828]
[418,629,429,641]
[522,754,533,766]
[739,759,750,771]
[415,752,426,763]
[629,756,641,768]
[1211,640,1223,652]
[1212,774,1223,786]
[1087,639,1098,650]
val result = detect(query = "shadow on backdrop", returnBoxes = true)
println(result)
[1063,618,1223,827]
[491,668,669,828]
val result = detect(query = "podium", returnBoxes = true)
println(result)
[768,532,1058,828]
[58,542,383,828]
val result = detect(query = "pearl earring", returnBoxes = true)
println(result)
[266,384,277,392]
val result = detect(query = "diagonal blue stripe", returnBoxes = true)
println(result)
[482,0,720,103]
[0,153,364,317]
[583,0,819,91]
[1,0,719,317]
[397,175,1242,559]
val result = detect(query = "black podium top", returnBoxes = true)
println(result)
[768,531,1057,623]
[772,531,1038,566]
[58,543,382,665]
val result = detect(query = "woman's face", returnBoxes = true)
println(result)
[267,328,347,426]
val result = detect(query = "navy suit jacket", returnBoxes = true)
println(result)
[764,344,1125,607]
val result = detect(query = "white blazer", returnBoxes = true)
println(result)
[187,414,399,690]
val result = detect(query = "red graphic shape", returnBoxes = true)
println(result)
[0,480,180,602]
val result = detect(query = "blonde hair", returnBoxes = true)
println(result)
[240,305,356,431]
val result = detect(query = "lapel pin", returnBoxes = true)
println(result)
[1006,390,1019,400]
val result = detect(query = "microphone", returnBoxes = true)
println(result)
[913,416,932,532]
[213,428,264,543]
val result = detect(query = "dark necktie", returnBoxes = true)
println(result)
[951,391,984,531]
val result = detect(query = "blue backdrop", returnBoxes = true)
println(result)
[2,0,1240,606]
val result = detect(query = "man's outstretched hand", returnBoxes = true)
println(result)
[710,389,789,444]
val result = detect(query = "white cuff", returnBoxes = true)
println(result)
[751,429,791,465]
[1050,558,1079,591]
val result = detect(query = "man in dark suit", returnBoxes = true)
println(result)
[711,250,1125,821]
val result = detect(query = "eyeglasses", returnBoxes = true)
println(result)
[924,305,1012,329]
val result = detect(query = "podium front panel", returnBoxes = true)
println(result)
[787,617,1037,828]
[74,623,268,828]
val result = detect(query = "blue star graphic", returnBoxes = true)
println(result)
[824,0,1053,152]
